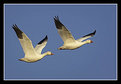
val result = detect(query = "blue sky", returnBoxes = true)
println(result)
[4,4,117,80]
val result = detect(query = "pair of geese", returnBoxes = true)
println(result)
[13,16,96,63]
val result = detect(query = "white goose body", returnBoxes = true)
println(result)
[60,40,93,50]
[20,52,51,62]
[61,41,79,49]
[13,24,53,63]
[54,16,96,50]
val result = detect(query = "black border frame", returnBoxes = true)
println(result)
[1,0,119,83]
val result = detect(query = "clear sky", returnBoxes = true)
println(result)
[4,4,117,80]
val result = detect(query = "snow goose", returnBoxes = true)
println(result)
[12,24,53,63]
[54,16,96,50]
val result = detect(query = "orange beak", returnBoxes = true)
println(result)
[51,53,54,55]
[58,48,62,50]
[90,40,93,43]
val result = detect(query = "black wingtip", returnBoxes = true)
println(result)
[54,16,59,20]
[12,24,23,39]
[53,16,60,23]
[45,35,48,40]
[93,30,96,35]
[53,16,64,29]
[38,35,48,44]
[82,30,96,37]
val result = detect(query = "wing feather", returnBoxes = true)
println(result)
[54,16,75,44]
[12,24,36,57]
[77,30,96,42]
[35,35,48,54]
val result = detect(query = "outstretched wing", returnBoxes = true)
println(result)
[54,16,75,44]
[12,24,36,57]
[77,30,96,42]
[35,35,48,54]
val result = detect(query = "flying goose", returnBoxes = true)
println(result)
[12,24,53,63]
[54,16,96,50]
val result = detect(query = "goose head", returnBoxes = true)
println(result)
[46,51,54,55]
[85,40,93,44]
[58,46,66,50]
